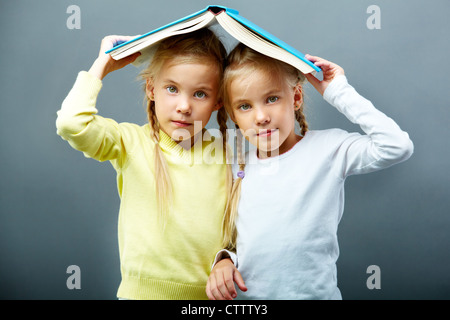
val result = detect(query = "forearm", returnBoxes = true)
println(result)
[88,56,111,81]
[56,71,103,138]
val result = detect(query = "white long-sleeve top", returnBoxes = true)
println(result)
[215,75,413,299]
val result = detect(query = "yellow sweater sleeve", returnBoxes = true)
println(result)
[56,71,125,163]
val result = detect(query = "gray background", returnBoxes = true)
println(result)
[0,0,449,300]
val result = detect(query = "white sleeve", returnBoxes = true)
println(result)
[211,249,238,270]
[323,75,414,178]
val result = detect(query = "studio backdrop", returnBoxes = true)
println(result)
[0,0,449,299]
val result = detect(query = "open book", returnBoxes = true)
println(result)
[106,5,320,74]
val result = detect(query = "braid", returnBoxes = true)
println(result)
[236,126,246,168]
[295,107,308,136]
[222,125,245,251]
[147,100,160,141]
[216,107,233,216]
[216,107,229,161]
[147,100,173,228]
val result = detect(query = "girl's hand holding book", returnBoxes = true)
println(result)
[89,35,141,80]
[304,55,345,96]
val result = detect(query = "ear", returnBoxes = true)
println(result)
[146,78,155,100]
[293,84,303,111]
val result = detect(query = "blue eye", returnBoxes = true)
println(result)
[239,104,251,111]
[166,86,177,94]
[267,96,279,104]
[194,91,206,99]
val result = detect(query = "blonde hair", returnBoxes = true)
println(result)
[222,44,308,250]
[139,28,230,228]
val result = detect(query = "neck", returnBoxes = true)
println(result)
[257,134,302,159]
[177,131,202,150]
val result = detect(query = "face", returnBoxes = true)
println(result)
[228,68,303,158]
[147,59,221,146]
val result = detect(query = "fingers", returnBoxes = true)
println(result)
[116,51,141,66]
[112,35,139,47]
[223,269,238,299]
[206,260,247,300]
[304,71,325,96]
[305,54,320,63]
[305,54,328,71]
[233,269,248,292]
[206,277,215,300]
[206,272,222,300]
[100,35,140,53]
[305,54,330,68]
[305,54,344,74]
[304,54,346,96]
[206,272,235,300]
[304,72,321,89]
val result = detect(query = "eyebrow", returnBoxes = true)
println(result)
[263,88,284,96]
[231,99,249,107]
[162,79,214,92]
[231,89,283,105]
[161,78,179,86]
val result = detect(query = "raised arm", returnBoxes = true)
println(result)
[304,55,413,177]
[56,36,141,162]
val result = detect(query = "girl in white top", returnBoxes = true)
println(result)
[206,44,413,300]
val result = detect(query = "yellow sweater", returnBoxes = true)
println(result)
[56,71,227,299]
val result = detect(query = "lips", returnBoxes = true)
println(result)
[256,129,278,137]
[172,120,192,127]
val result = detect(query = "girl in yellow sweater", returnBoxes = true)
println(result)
[56,29,230,299]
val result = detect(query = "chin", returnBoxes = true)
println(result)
[169,129,193,141]
[256,139,281,153]
[256,143,280,154]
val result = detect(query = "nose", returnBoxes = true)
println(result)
[254,106,270,125]
[176,96,192,114]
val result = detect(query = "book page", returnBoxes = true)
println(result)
[216,12,315,74]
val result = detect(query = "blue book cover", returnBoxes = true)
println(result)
[105,6,211,54]
[106,5,320,73]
